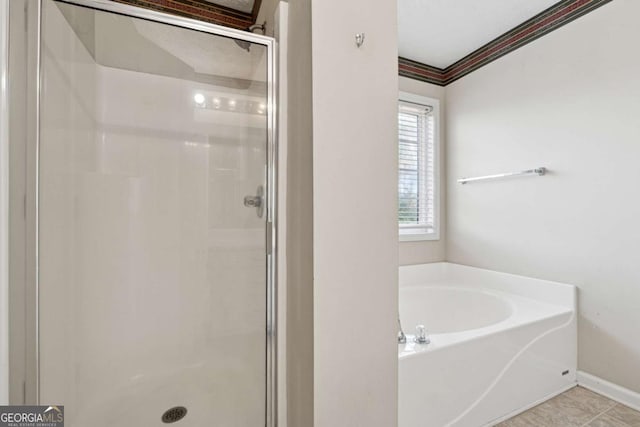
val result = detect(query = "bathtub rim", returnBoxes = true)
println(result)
[399,285,517,335]
[400,262,577,310]
[398,300,573,360]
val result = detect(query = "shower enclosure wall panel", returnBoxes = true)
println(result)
[37,1,274,426]
[39,3,98,418]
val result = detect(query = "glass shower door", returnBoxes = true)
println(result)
[38,1,273,425]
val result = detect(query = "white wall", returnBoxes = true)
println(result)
[446,0,640,393]
[284,0,314,425]
[312,1,399,426]
[399,76,446,266]
[0,0,10,405]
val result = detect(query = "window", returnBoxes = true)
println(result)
[398,93,439,241]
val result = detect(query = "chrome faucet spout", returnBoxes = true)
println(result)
[397,317,407,344]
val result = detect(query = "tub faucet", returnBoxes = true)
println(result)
[414,325,430,345]
[397,318,407,344]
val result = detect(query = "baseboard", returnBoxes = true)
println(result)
[485,382,577,426]
[578,371,640,412]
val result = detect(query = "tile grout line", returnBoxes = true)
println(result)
[499,387,640,425]
[579,402,620,427]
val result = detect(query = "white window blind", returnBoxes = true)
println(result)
[398,99,436,237]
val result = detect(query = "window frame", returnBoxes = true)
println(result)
[398,92,441,242]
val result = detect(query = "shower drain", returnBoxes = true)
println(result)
[161,406,188,424]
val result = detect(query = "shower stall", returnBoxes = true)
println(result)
[8,0,277,425]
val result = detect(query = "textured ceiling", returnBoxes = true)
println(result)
[203,0,255,14]
[399,0,559,68]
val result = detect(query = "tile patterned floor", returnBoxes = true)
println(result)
[497,386,640,427]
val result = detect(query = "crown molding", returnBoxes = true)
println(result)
[109,0,263,30]
[399,0,613,87]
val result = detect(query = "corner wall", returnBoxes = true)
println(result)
[285,0,314,426]
[0,0,9,405]
[446,0,640,393]
[312,0,399,425]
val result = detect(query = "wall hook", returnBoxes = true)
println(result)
[355,33,365,48]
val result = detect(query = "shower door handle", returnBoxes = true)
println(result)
[244,185,264,218]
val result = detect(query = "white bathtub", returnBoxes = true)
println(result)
[398,263,577,427]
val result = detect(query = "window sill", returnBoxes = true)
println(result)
[399,232,440,242]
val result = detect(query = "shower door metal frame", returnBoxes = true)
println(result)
[32,0,279,424]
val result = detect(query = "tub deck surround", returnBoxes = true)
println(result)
[398,263,577,427]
